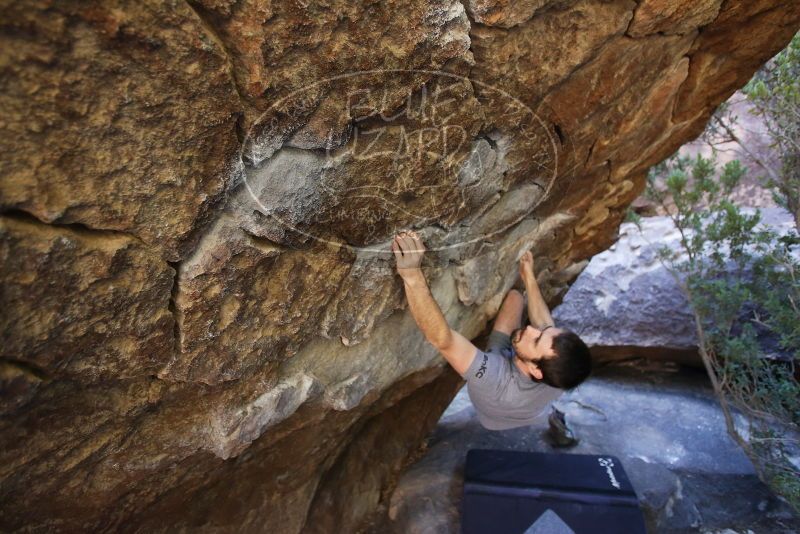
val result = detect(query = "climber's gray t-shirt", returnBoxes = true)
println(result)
[462,338,563,431]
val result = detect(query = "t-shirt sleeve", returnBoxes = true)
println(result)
[463,348,505,399]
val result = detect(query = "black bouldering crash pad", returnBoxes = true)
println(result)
[462,449,646,534]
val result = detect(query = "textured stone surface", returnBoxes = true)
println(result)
[0,216,174,386]
[191,0,473,159]
[1,0,799,531]
[0,0,242,260]
[159,215,354,384]
[552,216,701,364]
[627,0,723,37]
[470,0,635,106]
[674,0,800,124]
[465,0,552,28]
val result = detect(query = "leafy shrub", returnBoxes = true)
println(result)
[704,32,799,228]
[645,152,800,511]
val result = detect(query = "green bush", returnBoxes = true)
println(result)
[743,32,799,228]
[645,152,800,511]
[704,32,800,229]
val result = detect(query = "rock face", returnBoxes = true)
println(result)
[1,0,798,531]
[552,209,798,366]
[553,216,701,365]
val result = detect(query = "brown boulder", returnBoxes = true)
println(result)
[0,0,242,260]
[0,216,174,386]
[1,0,799,531]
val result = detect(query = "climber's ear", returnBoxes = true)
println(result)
[530,364,543,381]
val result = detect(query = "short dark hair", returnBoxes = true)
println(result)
[539,330,591,389]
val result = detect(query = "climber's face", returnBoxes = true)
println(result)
[510,325,561,381]
[511,325,559,362]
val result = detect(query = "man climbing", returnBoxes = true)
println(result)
[392,230,591,436]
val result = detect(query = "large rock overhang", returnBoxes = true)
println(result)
[1,0,798,530]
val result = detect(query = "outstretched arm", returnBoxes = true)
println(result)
[393,231,478,376]
[519,251,555,329]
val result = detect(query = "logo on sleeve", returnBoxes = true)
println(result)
[475,353,488,378]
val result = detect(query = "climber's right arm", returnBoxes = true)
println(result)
[393,232,478,376]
